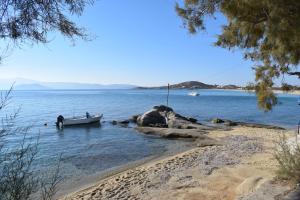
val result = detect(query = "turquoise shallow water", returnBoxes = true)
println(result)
[2,89,300,191]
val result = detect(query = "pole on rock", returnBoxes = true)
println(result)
[167,83,170,106]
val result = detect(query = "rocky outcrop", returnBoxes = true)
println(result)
[136,105,199,129]
[211,118,285,130]
[153,105,173,113]
[211,118,237,126]
[118,120,130,124]
[130,115,140,123]
[135,106,284,140]
[137,109,168,127]
[111,120,130,127]
[135,105,226,139]
[211,118,225,124]
[167,111,200,129]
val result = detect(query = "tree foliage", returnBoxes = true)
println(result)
[0,0,93,61]
[0,88,62,200]
[274,134,300,184]
[0,2,92,197]
[176,0,300,111]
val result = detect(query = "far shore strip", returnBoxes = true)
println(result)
[212,88,300,95]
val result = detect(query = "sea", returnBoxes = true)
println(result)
[2,89,300,195]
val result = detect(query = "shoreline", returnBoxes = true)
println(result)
[56,137,196,199]
[60,125,297,200]
[214,88,300,95]
[58,146,193,199]
[136,87,300,96]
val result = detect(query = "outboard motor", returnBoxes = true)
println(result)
[56,115,64,129]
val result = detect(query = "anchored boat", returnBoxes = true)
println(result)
[56,113,103,128]
[188,91,200,96]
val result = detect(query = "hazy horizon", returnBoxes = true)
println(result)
[0,77,246,90]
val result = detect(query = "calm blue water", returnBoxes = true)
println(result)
[9,89,300,127]
[3,89,300,192]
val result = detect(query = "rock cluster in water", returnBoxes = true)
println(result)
[110,105,284,139]
[132,105,218,139]
[136,105,198,129]
[211,118,285,130]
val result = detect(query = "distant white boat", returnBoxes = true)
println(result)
[56,114,103,128]
[188,91,200,96]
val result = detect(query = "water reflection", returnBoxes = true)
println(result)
[56,122,102,136]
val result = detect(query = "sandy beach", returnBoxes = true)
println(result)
[60,126,297,200]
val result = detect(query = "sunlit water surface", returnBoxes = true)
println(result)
[2,89,300,193]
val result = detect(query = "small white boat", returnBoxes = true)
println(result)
[188,91,200,96]
[56,113,103,128]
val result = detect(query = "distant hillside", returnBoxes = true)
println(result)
[15,84,51,90]
[137,81,217,89]
[217,84,241,89]
[42,82,136,90]
[0,78,137,90]
[169,81,217,89]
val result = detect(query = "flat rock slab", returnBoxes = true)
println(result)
[212,118,285,130]
[235,122,285,130]
[183,123,228,131]
[136,127,209,139]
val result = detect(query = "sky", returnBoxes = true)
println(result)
[0,0,298,87]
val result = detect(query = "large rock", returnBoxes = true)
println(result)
[136,105,200,129]
[153,105,173,113]
[187,117,197,123]
[137,109,167,127]
[119,120,130,124]
[211,118,237,126]
[130,114,140,123]
[167,112,199,128]
[211,118,225,124]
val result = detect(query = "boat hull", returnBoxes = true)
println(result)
[188,92,199,96]
[63,115,102,126]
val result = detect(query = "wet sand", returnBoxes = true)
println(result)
[55,137,195,198]
[60,126,296,200]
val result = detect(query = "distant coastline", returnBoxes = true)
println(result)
[136,81,300,95]
[2,79,299,94]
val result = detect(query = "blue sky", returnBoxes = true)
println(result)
[0,0,298,86]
